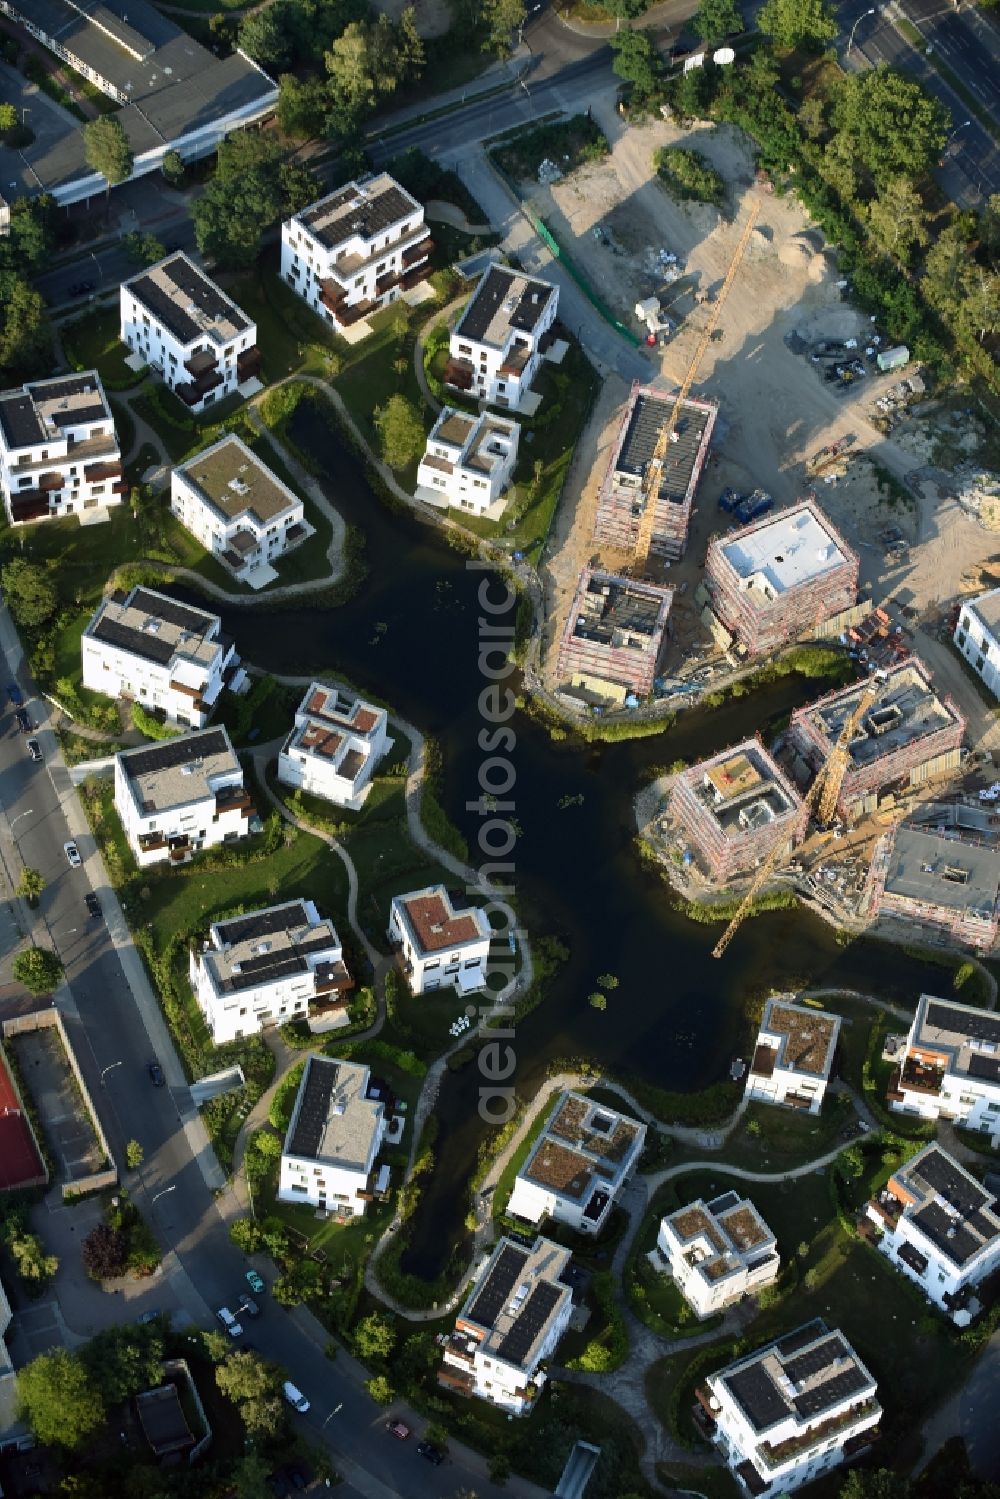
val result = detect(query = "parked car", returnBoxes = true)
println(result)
[215,1306,242,1338]
[245,1268,265,1294]
[85,892,101,919]
[238,1292,260,1318]
[147,1060,165,1087]
[14,708,31,733]
[6,683,22,706]
[26,739,41,763]
[282,1381,309,1414]
[417,1440,445,1466]
[137,1309,161,1325]
[64,841,82,869]
[385,1418,411,1440]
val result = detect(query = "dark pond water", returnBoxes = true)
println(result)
[225,399,951,1279]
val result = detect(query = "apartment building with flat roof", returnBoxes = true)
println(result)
[416,407,520,515]
[507,1091,645,1235]
[445,266,559,411]
[556,568,673,704]
[886,993,1000,1141]
[278,1054,384,1216]
[114,727,254,867]
[171,435,307,585]
[82,585,244,728]
[121,253,260,412]
[670,737,807,883]
[744,999,841,1115]
[281,174,432,332]
[955,588,1000,699]
[705,499,858,657]
[190,900,352,1044]
[863,821,1000,951]
[278,681,392,810]
[439,1235,574,1414]
[658,1191,779,1318]
[388,885,492,995]
[0,371,122,525]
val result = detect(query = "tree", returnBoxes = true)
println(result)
[10,1232,57,1284]
[799,95,827,140]
[0,276,51,381]
[123,231,166,266]
[365,1374,394,1404]
[232,1454,272,1499]
[354,1311,396,1361]
[398,6,425,75]
[125,1139,144,1170]
[757,0,836,47]
[16,868,45,906]
[82,117,133,194]
[238,6,292,67]
[17,1349,105,1449]
[277,74,329,140]
[593,0,649,14]
[610,30,662,102]
[81,1222,128,1280]
[83,1323,164,1404]
[13,947,64,996]
[692,0,742,43]
[161,149,185,186]
[0,103,16,133]
[481,0,526,55]
[1,558,58,628]
[963,269,1000,343]
[489,1454,511,1484]
[229,1217,264,1253]
[867,176,930,261]
[831,68,948,185]
[216,1351,286,1438]
[272,1260,324,1305]
[325,23,378,112]
[374,394,425,471]
[839,1472,908,1499]
[192,176,281,269]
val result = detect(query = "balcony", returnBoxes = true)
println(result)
[168,839,193,864]
[84,460,123,484]
[184,348,219,381]
[313,959,353,998]
[138,832,167,854]
[9,489,51,524]
[402,236,433,269]
[437,1364,475,1396]
[215,785,254,817]
[318,280,376,327]
[169,680,209,714]
[899,1057,945,1097]
[868,1189,903,1229]
[444,358,475,392]
[38,471,64,492]
[237,345,262,382]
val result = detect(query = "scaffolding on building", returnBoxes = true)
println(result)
[557,567,673,698]
[863,821,1000,951]
[669,735,808,883]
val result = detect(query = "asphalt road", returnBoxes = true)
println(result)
[35,212,196,318]
[0,625,521,1499]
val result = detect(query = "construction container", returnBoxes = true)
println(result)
[876,345,910,373]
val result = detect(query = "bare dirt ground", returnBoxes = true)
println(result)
[538,100,1000,729]
[370,0,450,35]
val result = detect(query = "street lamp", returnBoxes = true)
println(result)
[322,1404,343,1428]
[9,808,34,835]
[516,3,542,47]
[848,7,877,53]
[100,1060,122,1086]
[90,251,103,286]
[945,119,972,151]
[151,1185,176,1206]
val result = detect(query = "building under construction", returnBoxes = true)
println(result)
[863,821,1000,951]
[557,568,672,703]
[704,498,859,657]
[670,736,807,883]
[591,382,717,562]
[787,659,965,825]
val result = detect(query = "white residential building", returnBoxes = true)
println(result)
[0,371,123,525]
[171,434,307,584]
[700,1321,881,1497]
[658,1191,779,1318]
[445,266,559,411]
[416,406,520,514]
[439,1235,573,1415]
[507,1091,645,1235]
[82,585,245,729]
[189,900,352,1044]
[744,999,841,1115]
[280,174,432,333]
[120,253,261,413]
[387,885,492,996]
[887,993,1000,1141]
[955,589,1000,699]
[114,727,255,868]
[866,1143,1000,1324]
[278,681,392,811]
[277,1054,384,1216]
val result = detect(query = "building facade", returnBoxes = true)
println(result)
[955,589,1000,699]
[416,407,520,514]
[278,681,392,810]
[556,569,673,704]
[744,999,841,1115]
[171,434,306,582]
[190,900,352,1044]
[82,585,244,728]
[862,821,1000,951]
[704,499,858,657]
[439,1235,573,1414]
[669,738,807,884]
[866,1143,1000,1323]
[121,253,260,413]
[445,266,558,410]
[507,1091,646,1235]
[591,382,717,562]
[887,993,1000,1141]
[0,371,122,525]
[278,1055,384,1216]
[114,727,255,867]
[658,1191,779,1318]
[387,886,492,995]
[787,659,965,824]
[699,1321,881,1497]
[281,174,432,332]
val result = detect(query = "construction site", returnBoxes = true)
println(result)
[668,738,807,884]
[701,498,860,659]
[556,568,673,705]
[862,818,1000,953]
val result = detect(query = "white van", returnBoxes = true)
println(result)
[283,1381,310,1414]
[216,1306,243,1338]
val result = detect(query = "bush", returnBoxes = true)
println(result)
[81,1223,128,1280]
[131,702,179,740]
[229,1217,264,1254]
[566,1273,628,1372]
[653,146,725,205]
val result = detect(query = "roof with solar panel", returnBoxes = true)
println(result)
[282,1055,382,1172]
[457,1234,572,1373]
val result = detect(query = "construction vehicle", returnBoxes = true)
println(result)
[711,680,879,959]
[806,435,855,477]
[632,201,761,572]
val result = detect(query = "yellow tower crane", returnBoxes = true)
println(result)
[711,679,880,960]
[632,201,761,572]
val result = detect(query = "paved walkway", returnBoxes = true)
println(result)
[424,199,493,236]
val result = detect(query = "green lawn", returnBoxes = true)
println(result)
[493,1091,561,1220]
[62,307,144,390]
[685,1093,856,1174]
[332,302,431,484]
[226,265,340,384]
